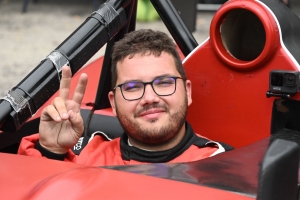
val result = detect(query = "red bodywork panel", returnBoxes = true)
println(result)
[0,153,253,200]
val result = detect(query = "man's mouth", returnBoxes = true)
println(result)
[138,108,165,120]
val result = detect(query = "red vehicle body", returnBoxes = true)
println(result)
[0,0,300,199]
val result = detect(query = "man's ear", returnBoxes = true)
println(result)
[185,80,192,106]
[108,91,117,116]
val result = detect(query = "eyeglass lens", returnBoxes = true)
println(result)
[121,77,177,100]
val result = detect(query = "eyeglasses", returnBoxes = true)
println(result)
[113,76,184,101]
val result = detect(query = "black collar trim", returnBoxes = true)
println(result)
[120,122,210,163]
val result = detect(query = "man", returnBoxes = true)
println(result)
[18,29,232,166]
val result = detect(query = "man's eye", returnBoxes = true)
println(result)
[155,78,175,86]
[122,83,143,91]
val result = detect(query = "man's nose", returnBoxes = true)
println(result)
[141,84,159,103]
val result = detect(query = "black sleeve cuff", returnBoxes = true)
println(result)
[35,141,67,161]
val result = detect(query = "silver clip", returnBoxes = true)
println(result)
[93,3,119,37]
[1,90,33,128]
[46,51,70,80]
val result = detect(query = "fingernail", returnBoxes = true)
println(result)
[62,112,68,118]
[56,116,61,121]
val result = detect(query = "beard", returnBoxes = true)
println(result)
[115,96,188,145]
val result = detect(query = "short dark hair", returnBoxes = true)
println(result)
[111,29,186,89]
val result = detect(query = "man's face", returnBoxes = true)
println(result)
[108,52,192,147]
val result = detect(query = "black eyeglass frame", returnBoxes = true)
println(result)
[113,76,185,101]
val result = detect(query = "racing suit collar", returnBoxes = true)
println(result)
[120,121,196,163]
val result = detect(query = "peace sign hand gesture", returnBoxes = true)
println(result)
[39,66,88,154]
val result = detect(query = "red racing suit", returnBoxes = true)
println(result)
[18,122,232,166]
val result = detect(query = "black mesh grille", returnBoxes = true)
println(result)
[271,99,300,146]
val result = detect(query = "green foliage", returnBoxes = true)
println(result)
[137,0,160,22]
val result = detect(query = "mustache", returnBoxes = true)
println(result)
[135,103,168,117]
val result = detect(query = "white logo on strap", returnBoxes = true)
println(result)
[74,137,84,151]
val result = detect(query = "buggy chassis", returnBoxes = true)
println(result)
[0,0,300,199]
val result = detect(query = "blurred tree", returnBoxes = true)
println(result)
[137,0,159,22]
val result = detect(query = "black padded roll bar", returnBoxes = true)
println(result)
[0,0,128,132]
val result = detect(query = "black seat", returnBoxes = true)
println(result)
[72,112,124,155]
